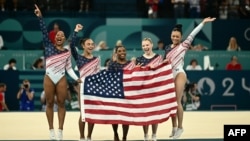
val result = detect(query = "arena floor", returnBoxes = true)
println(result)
[0,111,249,140]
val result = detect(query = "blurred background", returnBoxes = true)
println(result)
[0,0,250,112]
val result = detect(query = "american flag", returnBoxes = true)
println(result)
[80,62,177,125]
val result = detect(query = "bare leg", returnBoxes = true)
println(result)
[171,116,177,128]
[122,124,129,141]
[44,75,56,130]
[152,124,158,135]
[174,73,186,129]
[112,124,120,141]
[87,122,94,139]
[143,125,149,138]
[56,76,68,130]
[79,116,85,139]
[77,83,85,139]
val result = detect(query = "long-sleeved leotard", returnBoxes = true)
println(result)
[165,23,204,77]
[39,18,78,84]
[136,54,163,67]
[69,33,100,79]
[108,60,135,71]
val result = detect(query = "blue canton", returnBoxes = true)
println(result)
[84,70,124,98]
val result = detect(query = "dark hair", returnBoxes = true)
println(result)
[33,58,43,69]
[8,58,16,64]
[114,45,125,53]
[54,22,59,26]
[172,24,183,35]
[80,38,91,45]
[157,40,164,44]
[104,58,111,67]
[0,83,6,88]
[231,55,237,61]
[185,82,196,92]
[190,59,198,65]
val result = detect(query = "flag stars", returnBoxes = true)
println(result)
[84,70,124,98]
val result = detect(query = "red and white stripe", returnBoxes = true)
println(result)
[79,58,100,79]
[46,51,71,74]
[146,55,163,68]
[82,62,177,125]
[123,61,136,70]
[166,23,204,70]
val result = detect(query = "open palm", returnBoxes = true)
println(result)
[203,17,216,23]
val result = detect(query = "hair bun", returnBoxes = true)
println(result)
[175,24,182,29]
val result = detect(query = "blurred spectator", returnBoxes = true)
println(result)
[0,0,5,11]
[131,56,137,64]
[12,0,17,11]
[46,0,64,11]
[186,59,202,70]
[227,36,241,51]
[16,79,35,111]
[239,0,250,19]
[158,0,168,18]
[226,55,242,70]
[116,39,123,47]
[228,0,240,19]
[0,35,5,50]
[49,22,60,44]
[101,58,111,70]
[154,40,165,50]
[204,0,219,17]
[3,58,17,70]
[199,0,207,18]
[40,90,58,111]
[95,40,109,51]
[218,0,228,19]
[65,81,79,111]
[171,0,186,18]
[187,0,200,18]
[191,44,208,51]
[182,82,201,111]
[32,57,44,70]
[79,0,90,13]
[65,0,78,12]
[0,83,9,112]
[146,0,160,18]
[4,0,18,11]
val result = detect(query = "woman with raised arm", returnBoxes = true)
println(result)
[70,35,101,141]
[108,45,135,141]
[34,4,81,140]
[164,17,216,139]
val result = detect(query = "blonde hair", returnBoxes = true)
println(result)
[23,79,29,83]
[142,38,153,44]
[227,37,240,51]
